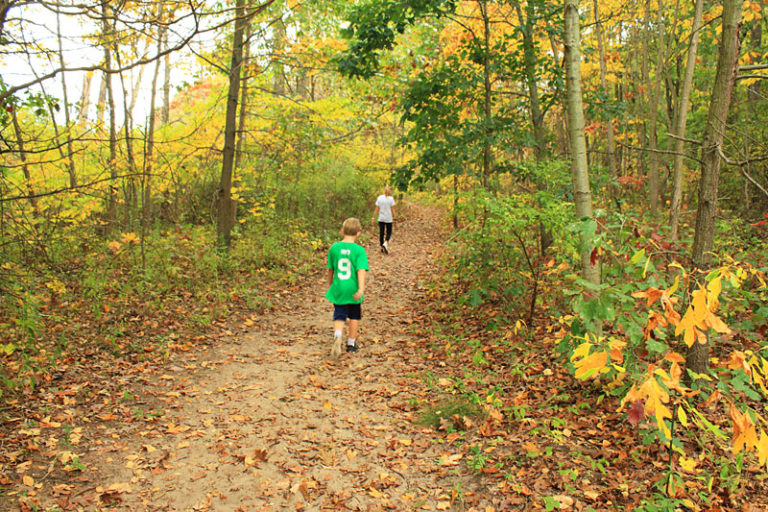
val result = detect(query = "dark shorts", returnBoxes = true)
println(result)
[333,303,362,321]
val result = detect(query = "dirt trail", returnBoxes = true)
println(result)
[96,204,476,511]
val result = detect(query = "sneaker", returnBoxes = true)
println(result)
[346,343,359,353]
[331,336,343,358]
[382,242,389,255]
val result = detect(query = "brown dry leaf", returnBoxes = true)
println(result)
[166,423,190,434]
[368,488,385,498]
[439,453,462,466]
[584,490,600,501]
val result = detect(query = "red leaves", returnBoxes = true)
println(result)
[628,399,645,426]
[751,213,768,227]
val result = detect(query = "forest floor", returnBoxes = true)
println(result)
[4,203,768,511]
[4,203,499,511]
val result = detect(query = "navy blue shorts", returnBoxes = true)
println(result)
[333,303,362,321]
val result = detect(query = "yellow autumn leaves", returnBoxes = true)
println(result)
[674,278,729,347]
[569,260,768,468]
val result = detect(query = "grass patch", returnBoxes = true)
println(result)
[416,397,485,429]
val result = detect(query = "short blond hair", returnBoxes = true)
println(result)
[342,217,362,236]
[384,186,393,196]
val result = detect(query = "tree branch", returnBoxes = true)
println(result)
[736,74,768,81]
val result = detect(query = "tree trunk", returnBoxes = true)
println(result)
[480,0,492,188]
[162,9,173,124]
[56,8,78,189]
[564,0,599,286]
[515,2,546,160]
[646,0,667,214]
[217,0,247,249]
[686,0,743,375]
[272,17,286,96]
[233,19,253,227]
[637,18,648,178]
[102,3,118,226]
[10,108,40,217]
[115,48,139,224]
[143,14,165,238]
[593,0,618,200]
[669,0,704,239]
[127,43,147,126]
[96,70,108,125]
[78,71,92,119]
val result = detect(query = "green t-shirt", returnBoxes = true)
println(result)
[325,241,369,305]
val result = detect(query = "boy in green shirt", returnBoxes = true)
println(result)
[325,218,369,357]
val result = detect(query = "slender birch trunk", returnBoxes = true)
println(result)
[564,0,599,286]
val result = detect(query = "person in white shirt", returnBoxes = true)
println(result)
[371,186,396,254]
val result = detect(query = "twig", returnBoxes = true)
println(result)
[736,74,768,81]
[666,132,702,145]
[715,147,768,199]
[739,64,768,71]
[615,141,702,163]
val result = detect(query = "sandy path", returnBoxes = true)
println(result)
[97,204,472,511]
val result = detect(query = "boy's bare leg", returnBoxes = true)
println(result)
[348,320,359,340]
[333,320,345,335]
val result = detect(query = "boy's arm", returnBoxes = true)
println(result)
[371,206,379,225]
[327,268,334,286]
[353,269,366,301]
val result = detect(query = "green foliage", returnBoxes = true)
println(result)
[336,0,457,78]
[441,161,574,320]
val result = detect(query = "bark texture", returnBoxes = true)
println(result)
[687,0,743,375]
[563,0,599,285]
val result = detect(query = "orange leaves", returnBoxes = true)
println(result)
[570,342,608,380]
[635,274,729,347]
[633,279,681,341]
[730,404,758,456]
[620,361,692,440]
[674,282,730,347]
[758,431,768,468]
[571,337,627,381]
[728,402,768,470]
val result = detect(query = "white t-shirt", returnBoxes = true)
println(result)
[376,195,396,223]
